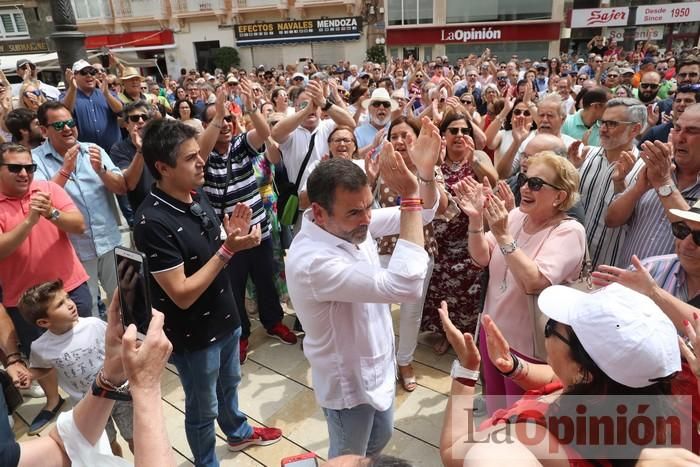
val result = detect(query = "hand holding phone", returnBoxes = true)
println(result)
[281,453,318,467]
[114,247,153,340]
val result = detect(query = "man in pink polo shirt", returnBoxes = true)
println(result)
[0,142,91,434]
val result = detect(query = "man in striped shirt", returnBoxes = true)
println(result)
[572,98,646,268]
[200,82,297,364]
[606,104,700,267]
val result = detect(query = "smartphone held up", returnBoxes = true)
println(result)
[114,246,153,340]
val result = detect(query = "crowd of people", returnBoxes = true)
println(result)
[0,38,699,466]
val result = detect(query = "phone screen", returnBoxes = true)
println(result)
[281,455,318,467]
[114,247,152,338]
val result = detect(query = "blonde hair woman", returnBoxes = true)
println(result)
[18,81,46,112]
[456,151,586,415]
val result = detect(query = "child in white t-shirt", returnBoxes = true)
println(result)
[18,280,133,456]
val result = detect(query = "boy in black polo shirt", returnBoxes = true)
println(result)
[133,119,282,465]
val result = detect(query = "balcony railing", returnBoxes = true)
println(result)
[72,0,112,21]
[171,0,227,13]
[237,0,283,7]
[114,0,162,18]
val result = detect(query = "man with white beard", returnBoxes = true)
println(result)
[354,88,398,150]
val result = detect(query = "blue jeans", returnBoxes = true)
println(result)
[170,327,252,467]
[322,404,394,458]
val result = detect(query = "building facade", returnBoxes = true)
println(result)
[69,0,372,75]
[385,0,568,62]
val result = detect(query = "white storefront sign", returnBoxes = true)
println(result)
[634,25,665,41]
[603,27,626,42]
[635,2,700,25]
[571,7,630,28]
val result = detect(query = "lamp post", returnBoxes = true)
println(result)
[49,0,87,72]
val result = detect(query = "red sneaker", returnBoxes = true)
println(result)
[227,426,282,451]
[266,322,297,345]
[239,338,249,365]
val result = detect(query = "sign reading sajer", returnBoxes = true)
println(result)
[235,17,362,46]
[571,7,630,28]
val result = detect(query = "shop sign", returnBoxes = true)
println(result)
[235,17,362,46]
[571,7,629,28]
[603,27,626,43]
[634,25,664,41]
[386,22,561,46]
[635,2,700,25]
[0,38,49,54]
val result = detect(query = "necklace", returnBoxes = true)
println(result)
[446,155,466,171]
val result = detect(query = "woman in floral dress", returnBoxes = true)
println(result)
[420,112,498,354]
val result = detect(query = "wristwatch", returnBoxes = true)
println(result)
[656,183,676,197]
[450,360,479,387]
[49,208,60,222]
[499,240,518,256]
[322,99,333,111]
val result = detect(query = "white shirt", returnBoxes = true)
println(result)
[286,206,434,411]
[29,317,107,405]
[279,118,336,189]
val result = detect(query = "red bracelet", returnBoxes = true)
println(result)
[59,169,70,179]
[220,244,234,257]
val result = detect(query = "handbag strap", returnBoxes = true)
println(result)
[293,133,317,190]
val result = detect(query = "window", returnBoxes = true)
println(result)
[0,10,28,38]
[445,42,549,64]
[71,0,112,21]
[388,0,433,26]
[446,0,552,23]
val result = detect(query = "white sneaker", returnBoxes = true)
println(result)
[21,381,45,398]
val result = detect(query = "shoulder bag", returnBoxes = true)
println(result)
[277,133,316,226]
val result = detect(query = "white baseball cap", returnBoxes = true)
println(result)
[538,283,680,388]
[72,59,94,73]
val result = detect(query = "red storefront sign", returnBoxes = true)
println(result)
[85,30,175,50]
[386,23,561,46]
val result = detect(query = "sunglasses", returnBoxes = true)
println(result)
[223,115,233,123]
[461,99,473,104]
[446,127,471,136]
[127,114,151,123]
[24,90,42,97]
[330,137,353,144]
[49,119,77,131]
[0,163,37,174]
[606,74,619,78]
[544,319,570,345]
[671,221,700,246]
[371,101,391,109]
[78,68,97,76]
[496,76,508,81]
[640,83,659,89]
[599,119,635,129]
[517,173,561,191]
[190,202,213,230]
[513,109,531,117]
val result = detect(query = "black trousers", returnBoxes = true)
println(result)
[227,238,284,338]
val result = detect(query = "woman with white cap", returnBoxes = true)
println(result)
[438,282,694,466]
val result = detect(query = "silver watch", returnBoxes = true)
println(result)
[49,208,60,221]
[499,240,518,255]
[656,183,676,197]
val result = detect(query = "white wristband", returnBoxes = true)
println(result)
[450,359,479,381]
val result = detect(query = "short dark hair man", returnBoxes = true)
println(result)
[5,108,44,149]
[109,100,154,212]
[134,119,282,465]
[286,121,441,458]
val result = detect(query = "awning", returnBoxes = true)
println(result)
[0,52,57,72]
[1,50,157,75]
